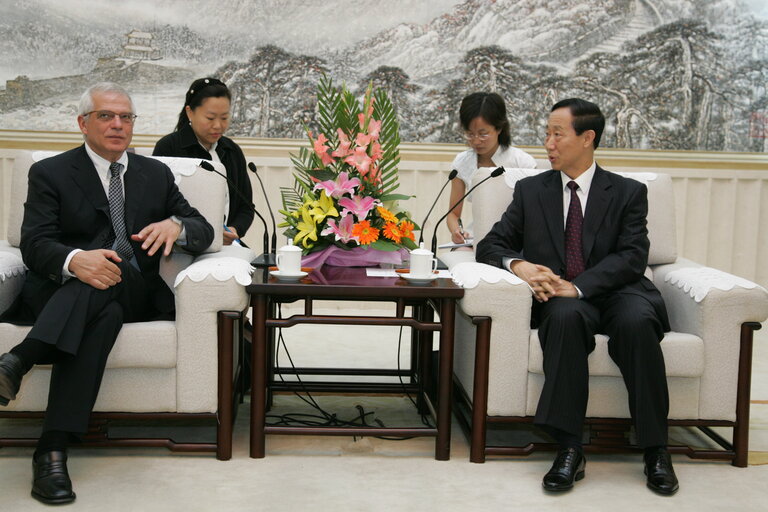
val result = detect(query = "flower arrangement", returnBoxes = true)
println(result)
[279,76,418,263]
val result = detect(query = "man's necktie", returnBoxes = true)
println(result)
[565,180,585,281]
[104,162,135,261]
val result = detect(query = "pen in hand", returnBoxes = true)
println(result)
[223,225,242,245]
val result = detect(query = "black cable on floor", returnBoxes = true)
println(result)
[265,303,430,439]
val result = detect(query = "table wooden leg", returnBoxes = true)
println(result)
[436,298,456,460]
[250,295,268,458]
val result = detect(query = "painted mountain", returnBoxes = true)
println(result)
[0,0,766,151]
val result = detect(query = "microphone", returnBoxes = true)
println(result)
[430,166,505,255]
[248,162,278,262]
[418,169,458,246]
[199,160,272,263]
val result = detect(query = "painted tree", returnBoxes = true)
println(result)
[218,45,328,138]
[357,66,420,140]
[614,19,729,150]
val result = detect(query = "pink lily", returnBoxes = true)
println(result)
[321,213,358,243]
[344,146,373,176]
[338,194,381,220]
[331,129,353,158]
[313,171,361,198]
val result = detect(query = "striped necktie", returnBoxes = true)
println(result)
[104,162,135,260]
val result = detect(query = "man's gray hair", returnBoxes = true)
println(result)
[78,82,135,116]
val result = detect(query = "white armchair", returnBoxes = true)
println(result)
[0,151,254,460]
[447,167,768,466]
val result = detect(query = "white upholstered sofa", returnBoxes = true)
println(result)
[0,151,254,460]
[444,167,768,466]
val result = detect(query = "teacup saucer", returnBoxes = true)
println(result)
[398,272,438,285]
[269,269,309,282]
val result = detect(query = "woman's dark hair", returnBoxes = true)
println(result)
[459,92,511,147]
[175,77,231,132]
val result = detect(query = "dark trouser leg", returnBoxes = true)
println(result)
[22,261,146,355]
[533,297,600,438]
[43,300,124,433]
[597,293,669,448]
[26,261,151,434]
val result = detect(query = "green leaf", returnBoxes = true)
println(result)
[380,193,412,202]
[306,168,338,182]
[369,239,401,251]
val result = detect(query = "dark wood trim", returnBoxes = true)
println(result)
[454,319,759,466]
[216,310,241,461]
[0,311,243,461]
[247,269,463,460]
[734,321,761,467]
[470,317,491,463]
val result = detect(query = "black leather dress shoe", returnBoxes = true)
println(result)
[542,447,586,491]
[644,448,679,495]
[31,450,76,505]
[0,352,25,406]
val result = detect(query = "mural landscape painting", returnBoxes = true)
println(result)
[0,0,766,152]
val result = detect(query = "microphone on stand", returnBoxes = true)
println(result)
[418,169,458,246]
[430,166,505,255]
[248,162,278,267]
[198,160,272,264]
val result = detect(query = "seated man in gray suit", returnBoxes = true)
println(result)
[0,82,213,505]
[476,98,678,495]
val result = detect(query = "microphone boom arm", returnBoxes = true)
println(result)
[199,160,269,256]
[429,167,505,254]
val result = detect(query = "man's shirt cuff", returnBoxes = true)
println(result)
[171,216,187,246]
[502,257,521,273]
[62,248,83,279]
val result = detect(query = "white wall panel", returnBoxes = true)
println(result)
[2,133,767,286]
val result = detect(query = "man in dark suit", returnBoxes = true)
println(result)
[0,82,213,505]
[476,98,678,495]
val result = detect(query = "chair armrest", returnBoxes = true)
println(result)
[451,262,533,416]
[653,258,768,336]
[0,251,26,316]
[172,255,253,412]
[652,258,768,420]
[452,262,532,316]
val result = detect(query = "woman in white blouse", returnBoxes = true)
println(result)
[446,92,536,245]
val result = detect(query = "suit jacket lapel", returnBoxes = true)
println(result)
[69,145,109,216]
[539,171,566,265]
[582,165,613,263]
[124,153,148,235]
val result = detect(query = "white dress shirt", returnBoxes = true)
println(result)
[62,144,186,278]
[504,162,597,298]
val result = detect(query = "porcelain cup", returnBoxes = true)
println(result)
[276,241,302,274]
[409,245,438,278]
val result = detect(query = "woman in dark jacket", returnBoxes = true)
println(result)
[154,77,254,245]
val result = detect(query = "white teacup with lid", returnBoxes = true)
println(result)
[276,240,302,275]
[409,242,438,278]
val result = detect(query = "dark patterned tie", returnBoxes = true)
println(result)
[565,180,585,281]
[104,162,135,260]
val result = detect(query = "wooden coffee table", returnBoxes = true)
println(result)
[247,266,464,460]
